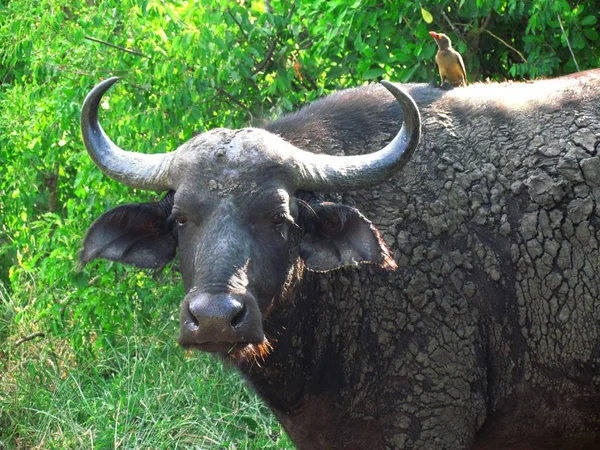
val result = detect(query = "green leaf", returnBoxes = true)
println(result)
[362,67,386,79]
[580,15,597,27]
[582,27,599,41]
[421,7,434,24]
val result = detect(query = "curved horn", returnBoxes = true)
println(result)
[295,80,421,191]
[81,77,172,191]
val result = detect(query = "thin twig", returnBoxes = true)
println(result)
[480,11,492,33]
[85,36,148,58]
[226,8,249,41]
[44,64,113,77]
[251,37,279,75]
[483,29,527,63]
[441,11,466,42]
[556,13,580,72]
[216,87,253,119]
[15,332,45,347]
[301,71,318,91]
[251,2,296,75]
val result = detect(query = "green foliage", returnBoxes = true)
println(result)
[0,0,598,447]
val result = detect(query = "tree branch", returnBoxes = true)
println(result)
[483,29,527,63]
[85,36,148,58]
[15,332,45,347]
[556,13,580,72]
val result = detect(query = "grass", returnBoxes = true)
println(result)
[0,285,294,450]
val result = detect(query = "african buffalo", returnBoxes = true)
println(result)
[80,69,600,449]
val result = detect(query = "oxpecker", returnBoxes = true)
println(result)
[429,31,467,88]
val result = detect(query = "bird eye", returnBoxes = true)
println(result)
[270,212,286,225]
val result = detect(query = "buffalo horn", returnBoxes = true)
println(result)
[80,77,172,191]
[294,80,421,191]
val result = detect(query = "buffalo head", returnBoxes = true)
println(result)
[80,78,421,359]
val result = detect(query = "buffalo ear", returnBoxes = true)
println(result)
[80,191,177,269]
[299,199,397,272]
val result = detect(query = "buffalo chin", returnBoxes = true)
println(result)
[179,339,273,363]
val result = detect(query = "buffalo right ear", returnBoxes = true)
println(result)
[298,197,397,272]
[80,191,177,269]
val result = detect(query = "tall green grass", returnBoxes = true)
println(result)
[0,287,293,449]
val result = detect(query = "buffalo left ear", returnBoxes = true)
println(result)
[299,201,397,272]
[80,191,177,269]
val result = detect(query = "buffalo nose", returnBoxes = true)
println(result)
[179,292,264,346]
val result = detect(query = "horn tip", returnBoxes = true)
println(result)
[99,76,120,90]
[380,79,399,94]
[82,77,120,112]
[92,77,120,95]
[380,80,417,113]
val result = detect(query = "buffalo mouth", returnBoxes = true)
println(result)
[179,339,273,362]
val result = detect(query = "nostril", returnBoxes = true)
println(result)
[230,303,248,329]
[186,303,200,330]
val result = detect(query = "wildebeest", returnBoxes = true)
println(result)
[80,69,600,449]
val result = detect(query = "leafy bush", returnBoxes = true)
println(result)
[1,0,599,355]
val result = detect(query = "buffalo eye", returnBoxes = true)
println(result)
[270,212,286,226]
[167,212,188,228]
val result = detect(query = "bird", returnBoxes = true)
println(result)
[429,31,467,88]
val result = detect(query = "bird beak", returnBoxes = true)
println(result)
[429,31,439,39]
